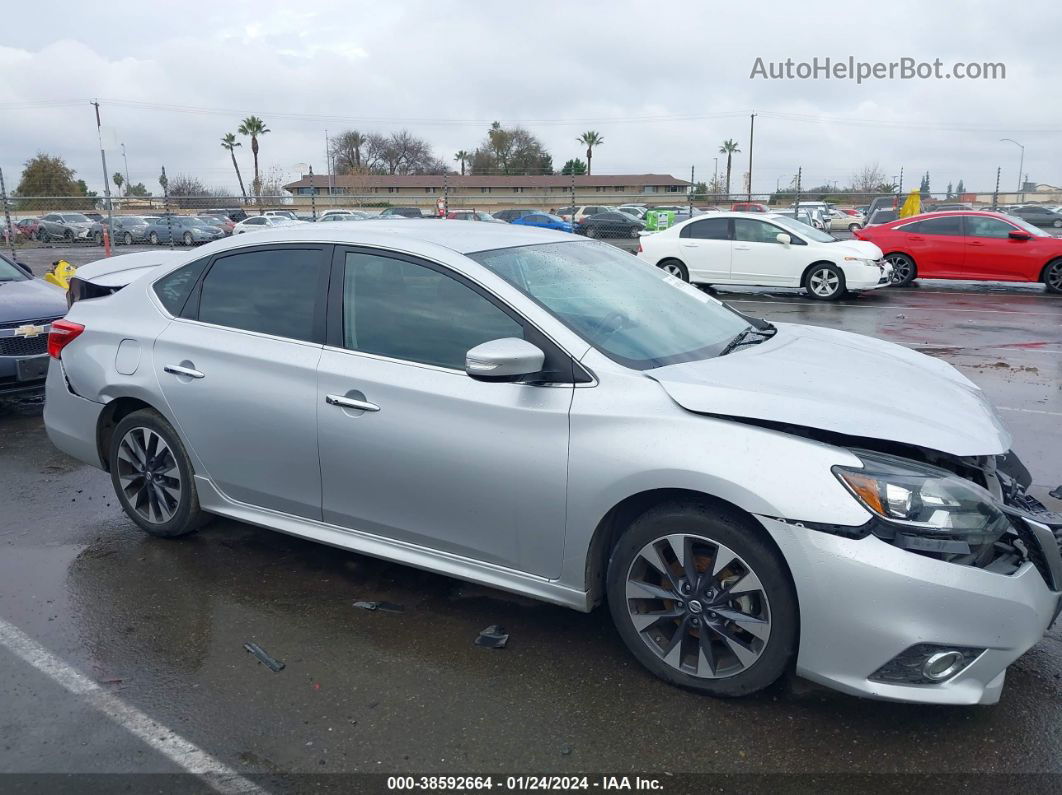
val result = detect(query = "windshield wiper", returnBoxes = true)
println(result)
[719,325,774,357]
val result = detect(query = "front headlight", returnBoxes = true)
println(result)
[833,450,1010,554]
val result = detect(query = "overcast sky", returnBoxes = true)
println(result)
[1,0,1058,197]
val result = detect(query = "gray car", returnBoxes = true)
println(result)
[44,222,1061,705]
[145,216,225,246]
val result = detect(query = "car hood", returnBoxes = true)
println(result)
[646,322,1010,457]
[822,239,883,259]
[0,277,68,321]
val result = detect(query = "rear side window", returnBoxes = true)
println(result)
[153,259,209,315]
[915,216,963,236]
[196,248,328,342]
[681,218,729,240]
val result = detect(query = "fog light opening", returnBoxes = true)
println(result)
[922,651,966,682]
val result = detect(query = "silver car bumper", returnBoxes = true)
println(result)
[43,361,105,469]
[759,515,1060,705]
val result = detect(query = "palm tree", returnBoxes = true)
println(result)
[577,131,604,176]
[718,139,741,198]
[237,116,270,199]
[454,150,471,176]
[112,172,124,196]
[221,133,247,203]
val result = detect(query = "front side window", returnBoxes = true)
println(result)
[196,248,326,342]
[734,219,786,244]
[470,240,749,370]
[342,251,523,370]
[965,216,1015,239]
[772,215,834,242]
[916,216,963,236]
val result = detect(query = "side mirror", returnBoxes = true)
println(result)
[776,233,791,247]
[1008,230,1031,241]
[465,338,545,382]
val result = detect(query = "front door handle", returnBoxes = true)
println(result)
[680,242,699,247]
[734,245,751,251]
[968,241,985,247]
[326,394,380,412]
[164,364,205,379]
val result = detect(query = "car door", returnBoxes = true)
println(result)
[730,218,798,285]
[677,217,732,282]
[963,215,1031,280]
[316,247,573,577]
[153,244,331,520]
[893,216,965,278]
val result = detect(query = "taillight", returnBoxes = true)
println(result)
[637,241,643,253]
[48,319,84,359]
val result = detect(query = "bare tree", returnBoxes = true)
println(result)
[848,163,888,194]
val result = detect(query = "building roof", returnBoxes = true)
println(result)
[284,173,690,191]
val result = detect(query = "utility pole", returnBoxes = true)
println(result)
[324,130,334,208]
[0,168,16,263]
[1000,138,1024,200]
[689,165,695,216]
[161,165,174,250]
[746,112,756,203]
[121,143,131,204]
[91,100,114,253]
[308,164,317,221]
[897,166,904,204]
[794,167,802,216]
[992,166,1001,210]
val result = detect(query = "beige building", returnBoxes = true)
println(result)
[282,173,691,210]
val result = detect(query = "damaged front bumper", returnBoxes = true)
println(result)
[759,513,1061,705]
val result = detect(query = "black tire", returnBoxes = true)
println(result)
[803,263,846,300]
[657,258,689,282]
[38,229,50,243]
[182,231,193,246]
[64,229,75,242]
[629,225,640,239]
[606,500,798,697]
[1054,219,1062,228]
[148,231,159,245]
[586,227,598,239]
[885,252,917,287]
[848,223,861,232]
[109,409,208,538]
[124,232,133,246]
[1043,259,1062,294]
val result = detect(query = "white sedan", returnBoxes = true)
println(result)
[637,212,892,300]
[232,215,306,234]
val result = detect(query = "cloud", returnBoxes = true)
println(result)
[1,0,1059,196]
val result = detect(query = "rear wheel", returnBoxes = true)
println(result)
[182,231,193,246]
[586,227,598,239]
[38,229,50,243]
[64,229,75,242]
[1043,259,1062,294]
[1053,219,1062,228]
[885,253,917,287]
[804,264,846,300]
[848,223,862,232]
[124,232,133,246]
[109,409,207,538]
[657,258,689,282]
[606,501,797,697]
[629,225,641,239]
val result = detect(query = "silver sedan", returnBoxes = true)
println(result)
[44,222,1061,704]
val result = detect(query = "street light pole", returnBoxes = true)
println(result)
[746,112,756,203]
[121,143,131,203]
[1000,138,1024,201]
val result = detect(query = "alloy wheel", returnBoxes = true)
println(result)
[625,534,771,678]
[809,267,840,297]
[124,232,133,245]
[886,254,914,284]
[115,427,182,524]
[659,262,684,277]
[1046,262,1062,292]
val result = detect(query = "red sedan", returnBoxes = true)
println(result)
[854,211,1062,293]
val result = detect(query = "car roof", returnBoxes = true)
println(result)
[183,219,575,255]
[877,210,1015,227]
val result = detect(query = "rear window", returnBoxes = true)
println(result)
[153,259,209,315]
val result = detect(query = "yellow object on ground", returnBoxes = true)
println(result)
[43,260,76,289]
[898,190,922,218]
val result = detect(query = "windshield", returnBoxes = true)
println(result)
[771,214,835,242]
[1002,214,1051,237]
[469,240,749,370]
[0,254,29,282]
[62,214,90,223]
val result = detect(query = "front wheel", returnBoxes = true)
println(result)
[804,264,846,300]
[124,232,133,246]
[848,223,862,232]
[183,231,193,246]
[109,409,208,538]
[586,227,598,239]
[148,231,159,245]
[1053,219,1062,228]
[607,501,797,697]
[629,226,640,239]
[1043,259,1062,294]
[38,230,50,243]
[884,253,917,287]
[657,258,689,282]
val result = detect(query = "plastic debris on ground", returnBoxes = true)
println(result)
[353,600,405,613]
[244,642,286,672]
[474,625,509,649]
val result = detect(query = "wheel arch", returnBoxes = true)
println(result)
[584,487,793,608]
[96,396,162,472]
[1038,256,1062,284]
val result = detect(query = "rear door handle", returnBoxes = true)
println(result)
[907,235,924,241]
[326,394,380,412]
[680,242,699,247]
[968,241,985,247]
[734,245,751,251]
[164,364,204,379]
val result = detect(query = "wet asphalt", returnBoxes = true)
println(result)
[2,244,1062,791]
